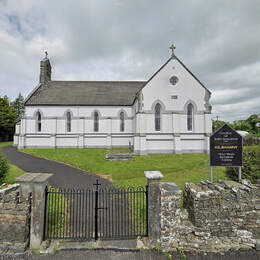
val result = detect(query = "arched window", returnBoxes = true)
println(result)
[66,112,72,132]
[187,103,193,131]
[120,112,125,132]
[94,111,99,132]
[155,103,161,131]
[36,111,41,132]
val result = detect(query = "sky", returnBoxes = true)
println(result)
[0,0,259,122]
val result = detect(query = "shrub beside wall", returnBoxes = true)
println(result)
[0,155,9,184]
[226,147,260,184]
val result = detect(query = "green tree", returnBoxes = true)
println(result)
[11,93,25,121]
[212,120,226,133]
[231,120,252,132]
[245,114,260,134]
[0,96,17,140]
[231,114,260,135]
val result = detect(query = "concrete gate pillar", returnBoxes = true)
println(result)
[144,171,164,246]
[16,173,53,250]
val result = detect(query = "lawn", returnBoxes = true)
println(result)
[22,148,229,189]
[0,142,25,184]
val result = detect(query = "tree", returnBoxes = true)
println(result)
[11,93,24,121]
[231,114,260,135]
[0,96,17,141]
[245,114,260,134]
[212,120,226,133]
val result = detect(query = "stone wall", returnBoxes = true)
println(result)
[0,184,31,254]
[157,179,260,252]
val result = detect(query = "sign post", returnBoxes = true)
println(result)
[210,124,243,183]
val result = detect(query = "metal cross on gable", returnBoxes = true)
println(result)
[169,44,176,56]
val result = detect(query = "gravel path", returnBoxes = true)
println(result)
[2,146,112,189]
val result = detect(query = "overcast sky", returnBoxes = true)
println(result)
[0,0,259,122]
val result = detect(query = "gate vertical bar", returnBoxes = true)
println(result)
[93,179,100,240]
[146,184,148,236]
[43,186,48,240]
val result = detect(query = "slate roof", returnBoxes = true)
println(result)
[25,81,145,106]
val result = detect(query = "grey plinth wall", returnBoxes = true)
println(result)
[144,171,164,246]
[16,173,53,250]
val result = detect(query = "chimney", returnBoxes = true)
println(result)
[39,51,52,84]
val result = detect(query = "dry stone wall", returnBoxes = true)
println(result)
[158,180,260,252]
[0,184,31,254]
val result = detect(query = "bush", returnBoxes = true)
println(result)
[243,135,260,146]
[0,155,9,184]
[226,148,260,184]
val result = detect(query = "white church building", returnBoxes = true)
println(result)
[14,46,212,155]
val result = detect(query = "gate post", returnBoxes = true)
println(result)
[16,173,53,250]
[144,171,163,246]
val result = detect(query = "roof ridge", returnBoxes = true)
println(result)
[50,80,146,83]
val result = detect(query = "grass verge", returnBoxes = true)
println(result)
[0,142,24,185]
[22,148,228,189]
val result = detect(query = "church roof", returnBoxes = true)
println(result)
[25,81,145,106]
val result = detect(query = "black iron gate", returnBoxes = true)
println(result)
[44,180,148,240]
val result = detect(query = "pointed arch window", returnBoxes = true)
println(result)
[155,103,161,131]
[94,111,99,132]
[120,112,125,132]
[187,103,193,131]
[66,111,72,132]
[36,111,41,132]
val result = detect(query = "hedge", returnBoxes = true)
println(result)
[226,147,260,184]
[0,155,9,184]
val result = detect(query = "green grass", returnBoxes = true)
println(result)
[0,142,25,184]
[46,188,68,238]
[22,148,228,189]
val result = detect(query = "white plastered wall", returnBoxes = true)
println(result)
[139,56,211,154]
[18,106,134,148]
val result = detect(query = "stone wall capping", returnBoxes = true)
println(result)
[160,182,182,196]
[0,183,20,196]
[213,184,225,192]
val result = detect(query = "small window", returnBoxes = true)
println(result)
[36,112,41,132]
[94,112,99,132]
[187,103,193,131]
[120,112,125,132]
[155,103,161,131]
[66,112,72,132]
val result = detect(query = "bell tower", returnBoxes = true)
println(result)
[39,51,52,84]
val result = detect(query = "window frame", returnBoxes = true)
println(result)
[94,111,99,132]
[66,111,72,132]
[36,111,42,132]
[120,111,125,132]
[187,103,194,132]
[155,103,161,131]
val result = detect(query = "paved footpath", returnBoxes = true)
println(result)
[2,146,112,189]
[1,249,260,260]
